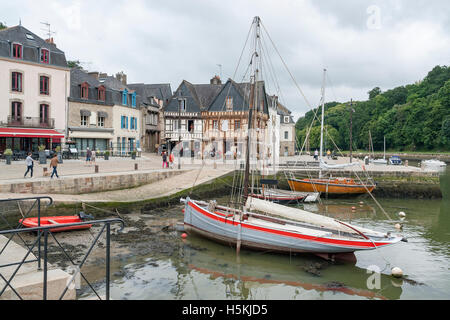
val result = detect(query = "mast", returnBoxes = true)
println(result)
[243,16,260,204]
[319,68,326,178]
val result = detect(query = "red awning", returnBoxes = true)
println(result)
[0,128,65,139]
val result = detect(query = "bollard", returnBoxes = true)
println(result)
[135,163,138,170]
[95,165,99,173]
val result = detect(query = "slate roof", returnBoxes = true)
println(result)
[208,79,269,115]
[127,83,173,104]
[69,68,143,107]
[0,25,67,67]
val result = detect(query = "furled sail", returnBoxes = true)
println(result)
[319,159,360,170]
[245,196,385,236]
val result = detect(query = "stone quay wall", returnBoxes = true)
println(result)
[0,170,187,195]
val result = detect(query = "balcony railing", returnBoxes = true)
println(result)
[6,116,55,128]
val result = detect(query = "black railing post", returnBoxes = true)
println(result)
[106,223,111,300]
[43,229,48,300]
[37,198,42,270]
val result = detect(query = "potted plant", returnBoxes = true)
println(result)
[38,145,47,164]
[131,150,136,160]
[104,150,110,160]
[4,148,12,165]
[55,146,63,163]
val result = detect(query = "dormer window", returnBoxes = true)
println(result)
[98,86,106,101]
[284,116,290,123]
[81,82,89,99]
[12,43,22,59]
[226,97,233,111]
[122,89,128,105]
[40,49,49,64]
[131,92,136,107]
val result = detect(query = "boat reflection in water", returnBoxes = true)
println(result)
[181,234,403,300]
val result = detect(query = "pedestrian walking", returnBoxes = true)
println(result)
[86,147,92,165]
[162,151,168,168]
[24,152,34,178]
[50,154,59,178]
[314,149,319,160]
[169,152,174,169]
[91,149,96,163]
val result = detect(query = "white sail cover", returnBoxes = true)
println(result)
[319,159,360,170]
[245,196,384,236]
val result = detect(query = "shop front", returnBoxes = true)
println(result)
[0,128,65,153]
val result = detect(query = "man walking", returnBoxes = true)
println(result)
[24,152,34,178]
[50,154,59,178]
[86,147,92,165]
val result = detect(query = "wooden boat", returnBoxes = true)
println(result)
[182,17,403,260]
[20,215,92,232]
[250,188,319,204]
[287,177,375,194]
[182,196,403,259]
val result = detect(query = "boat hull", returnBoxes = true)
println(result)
[287,178,375,194]
[183,199,399,255]
[20,216,92,232]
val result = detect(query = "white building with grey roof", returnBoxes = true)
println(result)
[0,24,70,155]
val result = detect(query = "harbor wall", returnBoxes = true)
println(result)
[0,169,187,195]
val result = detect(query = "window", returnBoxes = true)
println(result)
[40,104,49,125]
[40,76,49,95]
[130,117,135,130]
[12,43,22,59]
[284,131,289,139]
[40,49,49,64]
[284,116,290,123]
[11,101,22,122]
[11,72,22,92]
[81,115,88,126]
[98,86,106,101]
[121,116,126,129]
[131,92,136,107]
[188,120,194,133]
[81,82,89,99]
[179,99,186,111]
[98,116,105,127]
[226,97,233,111]
[122,90,128,105]
[234,120,241,130]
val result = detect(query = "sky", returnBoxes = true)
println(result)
[2,0,449,121]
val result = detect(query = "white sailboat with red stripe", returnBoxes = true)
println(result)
[181,16,404,261]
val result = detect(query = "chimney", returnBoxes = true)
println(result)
[45,38,54,44]
[98,72,108,79]
[115,71,127,85]
[210,75,221,85]
[88,72,99,80]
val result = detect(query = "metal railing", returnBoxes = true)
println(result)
[5,116,55,128]
[0,196,124,300]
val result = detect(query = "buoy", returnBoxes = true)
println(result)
[351,206,356,211]
[391,267,403,278]
[394,223,402,230]
[399,211,406,217]
[181,233,187,239]
[359,201,364,205]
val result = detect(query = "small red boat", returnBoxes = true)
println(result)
[20,215,92,232]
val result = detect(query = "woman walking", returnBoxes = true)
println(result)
[24,152,34,178]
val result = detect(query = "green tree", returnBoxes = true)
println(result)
[67,60,82,68]
[368,87,381,100]
[0,22,7,30]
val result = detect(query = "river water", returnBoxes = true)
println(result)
[80,167,450,300]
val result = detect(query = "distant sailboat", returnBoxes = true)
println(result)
[287,69,376,195]
[371,135,388,165]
